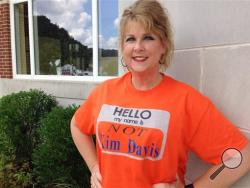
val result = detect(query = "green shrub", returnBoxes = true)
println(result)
[0,89,57,187]
[32,106,90,187]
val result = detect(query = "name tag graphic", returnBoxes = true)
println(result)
[96,104,170,161]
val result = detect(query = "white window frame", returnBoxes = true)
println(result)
[10,0,121,82]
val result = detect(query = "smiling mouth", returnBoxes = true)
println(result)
[132,56,148,62]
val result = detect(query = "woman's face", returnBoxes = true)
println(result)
[122,20,166,75]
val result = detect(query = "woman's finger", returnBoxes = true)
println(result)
[95,170,102,182]
[91,171,102,188]
[90,164,102,188]
[152,183,171,188]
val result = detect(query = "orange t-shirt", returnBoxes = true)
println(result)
[74,72,247,188]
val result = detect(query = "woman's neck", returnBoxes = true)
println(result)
[131,72,163,91]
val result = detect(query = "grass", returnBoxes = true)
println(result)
[99,56,118,76]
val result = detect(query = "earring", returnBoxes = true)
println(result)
[121,57,127,67]
[159,55,165,65]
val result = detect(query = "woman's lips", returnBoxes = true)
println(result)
[132,56,148,62]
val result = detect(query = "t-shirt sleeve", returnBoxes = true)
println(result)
[74,86,101,135]
[185,89,248,165]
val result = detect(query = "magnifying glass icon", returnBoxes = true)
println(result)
[210,148,243,180]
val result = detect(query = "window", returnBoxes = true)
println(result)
[10,0,119,81]
[98,0,118,76]
[14,2,30,74]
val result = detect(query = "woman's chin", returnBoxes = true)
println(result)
[129,64,149,73]
[130,67,149,74]
[129,64,159,75]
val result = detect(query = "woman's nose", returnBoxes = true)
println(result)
[133,41,145,52]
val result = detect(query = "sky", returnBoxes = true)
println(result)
[33,0,118,50]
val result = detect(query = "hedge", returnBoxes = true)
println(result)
[0,90,91,187]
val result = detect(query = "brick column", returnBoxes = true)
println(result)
[0,2,12,78]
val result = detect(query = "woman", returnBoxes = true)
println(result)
[71,0,250,188]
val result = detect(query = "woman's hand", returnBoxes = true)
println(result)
[152,180,184,188]
[152,183,172,188]
[90,164,102,188]
[152,183,177,188]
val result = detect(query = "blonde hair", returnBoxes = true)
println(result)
[119,0,174,70]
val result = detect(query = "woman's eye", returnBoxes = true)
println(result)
[144,36,154,40]
[125,37,135,42]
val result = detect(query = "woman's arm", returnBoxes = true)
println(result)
[70,116,102,188]
[152,143,250,188]
[154,143,250,188]
[193,143,250,188]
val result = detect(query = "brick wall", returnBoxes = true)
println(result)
[0,2,12,78]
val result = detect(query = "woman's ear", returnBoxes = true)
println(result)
[163,40,168,51]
